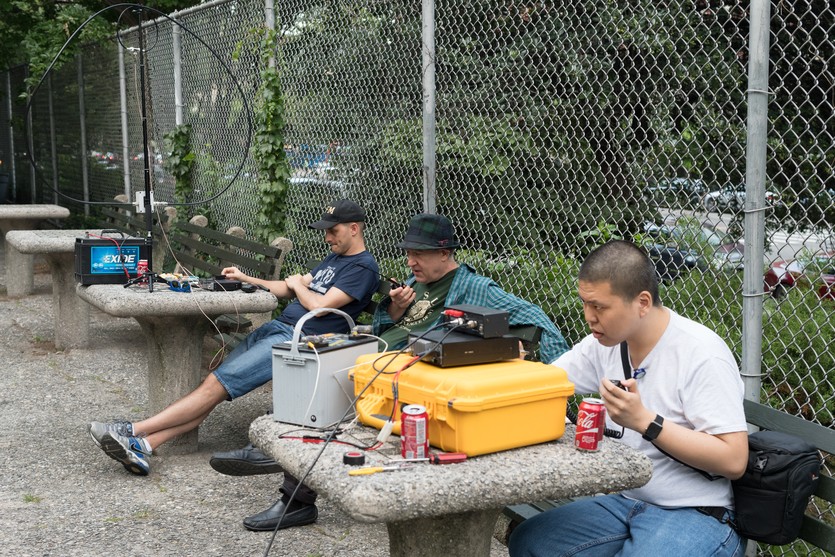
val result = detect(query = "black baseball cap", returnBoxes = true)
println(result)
[308,199,367,229]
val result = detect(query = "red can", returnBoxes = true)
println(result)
[401,404,430,459]
[575,398,606,451]
[136,259,149,283]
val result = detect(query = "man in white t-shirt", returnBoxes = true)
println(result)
[509,240,749,556]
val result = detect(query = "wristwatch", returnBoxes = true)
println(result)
[642,414,664,442]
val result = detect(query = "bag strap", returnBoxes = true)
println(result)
[619,341,720,482]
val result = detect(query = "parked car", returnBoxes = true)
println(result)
[644,221,745,271]
[643,177,707,208]
[763,249,835,301]
[646,243,699,282]
[702,183,782,213]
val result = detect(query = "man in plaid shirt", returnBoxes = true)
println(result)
[374,213,568,363]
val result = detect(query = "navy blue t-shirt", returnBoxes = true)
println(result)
[278,251,379,335]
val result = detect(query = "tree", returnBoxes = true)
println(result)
[0,1,202,79]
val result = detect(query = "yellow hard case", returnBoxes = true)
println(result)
[351,352,575,456]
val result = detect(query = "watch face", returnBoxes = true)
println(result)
[643,415,664,441]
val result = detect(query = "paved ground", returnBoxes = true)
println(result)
[0,245,511,556]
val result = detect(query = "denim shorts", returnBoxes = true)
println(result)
[213,320,295,399]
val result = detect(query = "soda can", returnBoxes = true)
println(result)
[575,398,606,451]
[136,259,149,283]
[401,404,429,459]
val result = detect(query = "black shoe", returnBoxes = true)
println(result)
[210,443,283,476]
[243,496,318,531]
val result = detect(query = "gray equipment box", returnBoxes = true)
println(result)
[272,334,378,428]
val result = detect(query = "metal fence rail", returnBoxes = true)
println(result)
[0,2,832,553]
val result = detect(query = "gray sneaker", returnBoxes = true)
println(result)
[99,432,151,476]
[88,421,133,448]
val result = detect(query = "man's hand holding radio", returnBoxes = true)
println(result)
[387,284,416,322]
[599,378,655,434]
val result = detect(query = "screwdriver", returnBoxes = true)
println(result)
[349,465,412,476]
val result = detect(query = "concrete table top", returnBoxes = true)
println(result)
[78,283,279,453]
[4,228,102,253]
[76,282,279,318]
[5,229,104,349]
[0,204,71,225]
[0,204,70,297]
[251,415,652,557]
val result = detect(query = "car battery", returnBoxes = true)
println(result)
[351,352,575,456]
[74,235,150,285]
[272,334,378,428]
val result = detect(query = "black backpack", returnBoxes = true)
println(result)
[731,430,822,544]
[618,343,823,544]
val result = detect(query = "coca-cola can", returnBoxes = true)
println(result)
[575,398,606,451]
[401,404,429,459]
[136,259,149,283]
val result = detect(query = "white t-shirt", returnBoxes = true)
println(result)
[552,309,747,508]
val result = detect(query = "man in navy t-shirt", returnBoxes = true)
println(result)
[87,199,379,482]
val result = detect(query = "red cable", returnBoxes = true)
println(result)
[85,232,132,279]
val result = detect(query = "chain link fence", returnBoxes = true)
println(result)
[0,1,832,553]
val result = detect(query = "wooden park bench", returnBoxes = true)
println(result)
[164,214,293,348]
[500,398,835,555]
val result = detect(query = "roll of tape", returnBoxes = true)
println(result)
[343,451,366,465]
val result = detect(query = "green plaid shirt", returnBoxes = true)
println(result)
[373,264,569,363]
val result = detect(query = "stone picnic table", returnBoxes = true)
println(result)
[77,283,278,453]
[250,416,652,557]
[5,229,105,349]
[0,204,70,297]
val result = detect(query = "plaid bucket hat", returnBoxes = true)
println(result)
[396,213,460,250]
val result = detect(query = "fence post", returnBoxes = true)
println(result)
[421,0,436,214]
[119,39,131,199]
[265,0,275,67]
[77,55,90,215]
[47,74,59,204]
[741,0,772,411]
[5,71,16,201]
[173,16,184,126]
[24,67,36,202]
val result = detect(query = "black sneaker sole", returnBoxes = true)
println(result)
[209,457,283,477]
[100,434,149,476]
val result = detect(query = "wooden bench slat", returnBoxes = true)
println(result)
[172,252,224,276]
[798,515,835,555]
[169,233,276,277]
[743,399,835,454]
[813,474,835,502]
[176,221,282,258]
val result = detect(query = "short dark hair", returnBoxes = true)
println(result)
[578,240,661,306]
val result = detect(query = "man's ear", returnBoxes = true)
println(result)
[637,290,653,316]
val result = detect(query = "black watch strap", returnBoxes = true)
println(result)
[642,414,664,441]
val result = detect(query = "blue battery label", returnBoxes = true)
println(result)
[89,245,141,274]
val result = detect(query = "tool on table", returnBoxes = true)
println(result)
[348,464,414,476]
[402,452,468,464]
